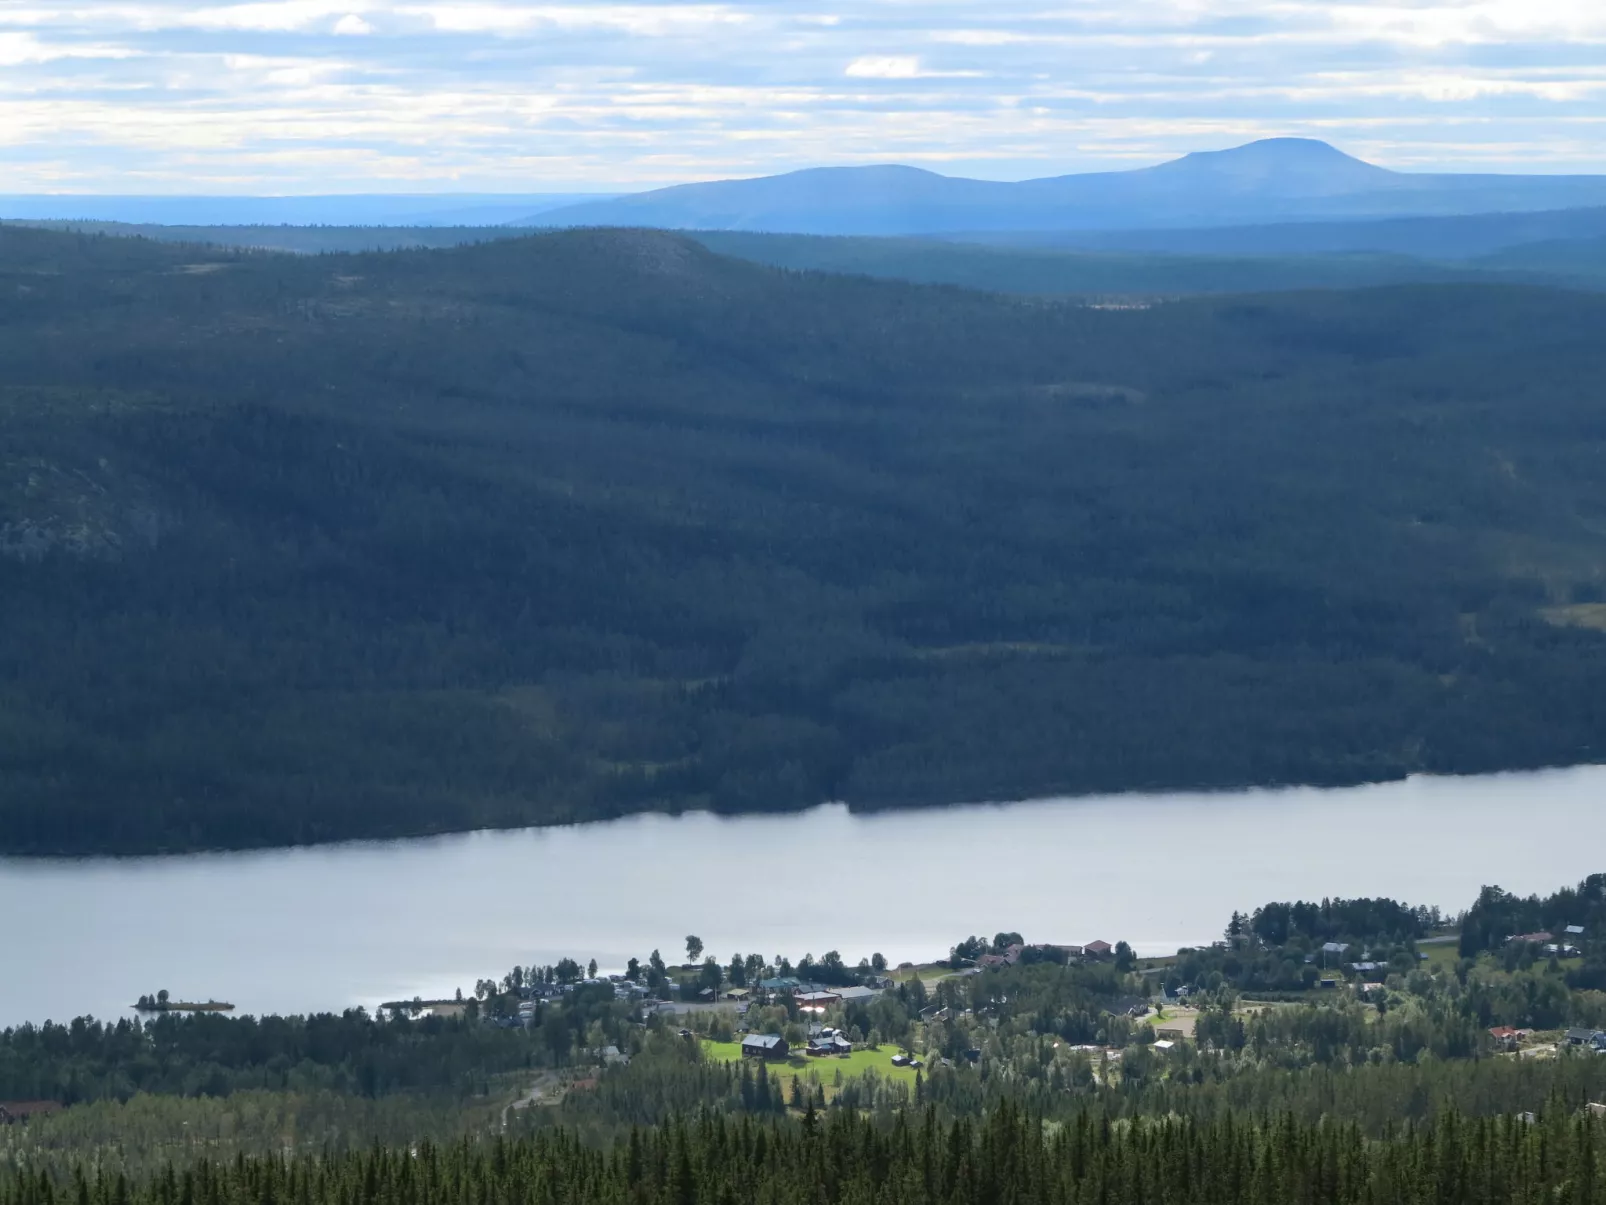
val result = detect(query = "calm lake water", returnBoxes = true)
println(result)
[4,766,1605,1029]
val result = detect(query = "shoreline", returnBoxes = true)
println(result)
[131,1001,235,1014]
[7,759,1604,865]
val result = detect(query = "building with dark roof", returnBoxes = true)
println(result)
[741,1033,789,1059]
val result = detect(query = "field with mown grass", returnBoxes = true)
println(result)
[699,1038,922,1100]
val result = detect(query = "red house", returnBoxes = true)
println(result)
[1084,940,1113,958]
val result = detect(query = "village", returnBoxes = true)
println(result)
[8,884,1606,1157]
[461,918,1603,1119]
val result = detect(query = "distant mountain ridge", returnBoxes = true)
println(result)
[0,193,614,227]
[964,206,1606,259]
[24,208,1606,299]
[531,139,1606,236]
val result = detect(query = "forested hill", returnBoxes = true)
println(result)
[6,225,1606,855]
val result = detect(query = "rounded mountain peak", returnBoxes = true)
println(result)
[1144,138,1397,196]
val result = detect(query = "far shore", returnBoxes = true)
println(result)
[131,1001,235,1013]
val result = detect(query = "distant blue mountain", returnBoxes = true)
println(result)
[531,139,1606,236]
[0,193,611,226]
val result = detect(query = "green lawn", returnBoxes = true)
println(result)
[700,1038,922,1099]
[1419,942,1463,972]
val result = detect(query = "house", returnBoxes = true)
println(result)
[758,977,802,994]
[1152,1040,1176,1053]
[1320,942,1348,956]
[807,1035,852,1057]
[1101,996,1149,1018]
[1565,1028,1602,1047]
[1084,940,1113,959]
[1566,925,1587,937]
[741,1033,789,1059]
[1155,1027,1188,1042]
[865,974,895,989]
[1054,945,1085,959]
[835,985,878,1004]
[724,988,751,1002]
[797,990,840,1009]
[1489,1027,1522,1050]
[1352,961,1382,974]
[977,954,1008,969]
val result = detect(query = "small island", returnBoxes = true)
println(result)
[133,990,234,1014]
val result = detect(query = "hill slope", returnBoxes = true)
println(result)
[537,139,1606,235]
[6,226,1606,854]
[686,232,1555,296]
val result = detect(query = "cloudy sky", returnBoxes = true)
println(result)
[3,0,1605,193]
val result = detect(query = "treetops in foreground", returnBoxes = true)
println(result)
[10,1103,1606,1205]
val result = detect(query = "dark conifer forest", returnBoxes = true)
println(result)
[9,1103,1606,1205]
[6,224,1606,853]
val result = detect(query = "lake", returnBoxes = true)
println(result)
[3,765,1604,1029]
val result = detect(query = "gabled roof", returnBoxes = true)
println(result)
[741,1033,785,1050]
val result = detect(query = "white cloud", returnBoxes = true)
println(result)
[845,55,922,78]
[409,4,750,36]
[843,54,982,79]
[3,0,1606,190]
[0,29,137,63]
[184,1,362,32]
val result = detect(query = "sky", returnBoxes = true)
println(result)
[3,0,1605,193]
